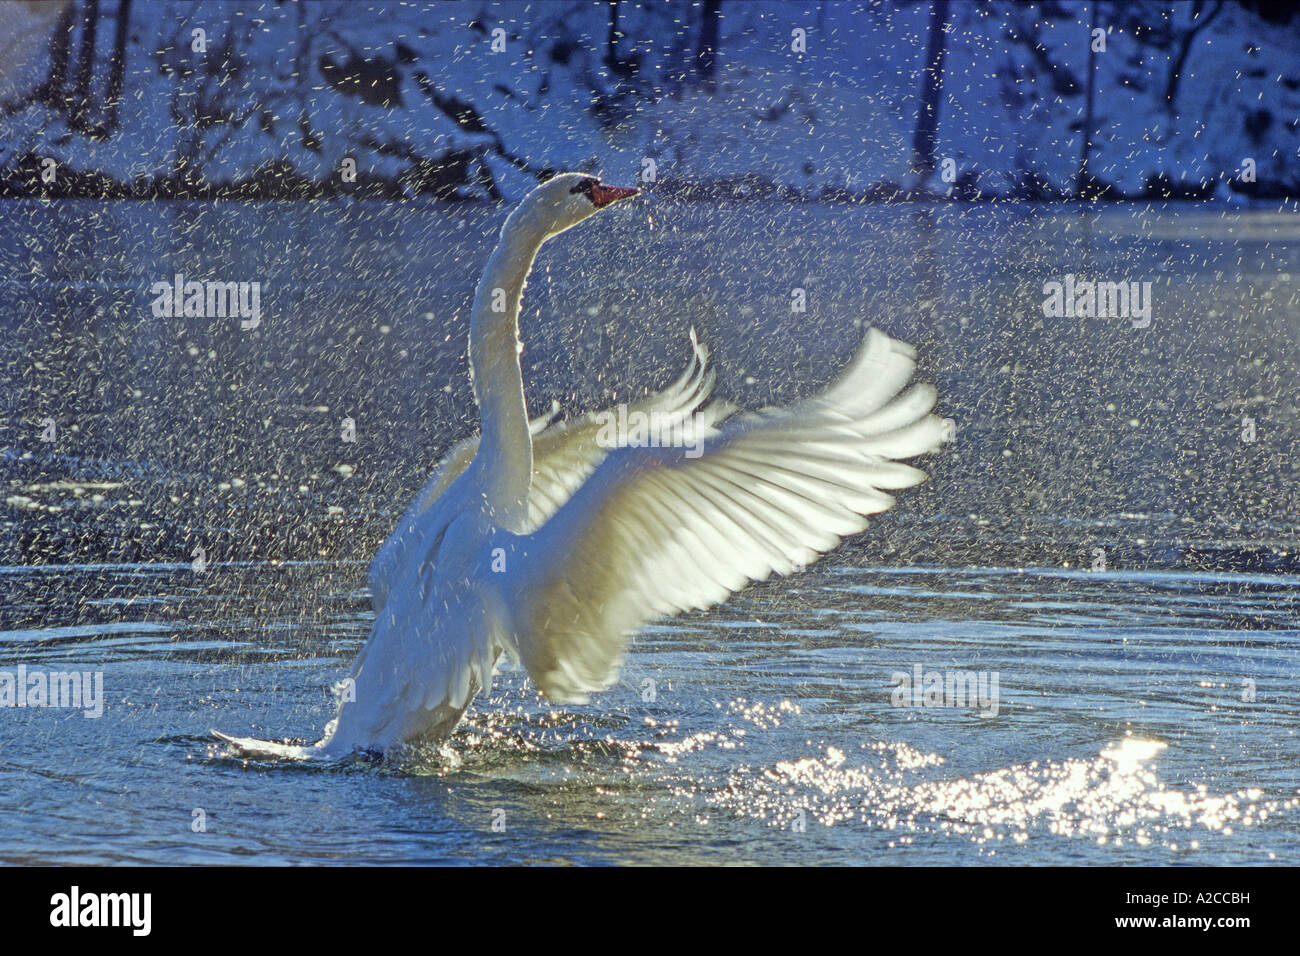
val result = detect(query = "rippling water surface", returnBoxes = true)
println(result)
[2,201,1298,863]
[0,561,1296,865]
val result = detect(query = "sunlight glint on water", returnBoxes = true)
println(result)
[2,201,1298,863]
[0,563,1296,865]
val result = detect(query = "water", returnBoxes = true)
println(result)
[0,561,1296,864]
[1,199,1298,863]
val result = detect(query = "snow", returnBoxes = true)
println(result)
[1,0,1297,202]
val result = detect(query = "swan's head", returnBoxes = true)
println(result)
[521,172,640,238]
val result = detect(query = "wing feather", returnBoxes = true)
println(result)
[369,331,719,611]
[507,328,945,702]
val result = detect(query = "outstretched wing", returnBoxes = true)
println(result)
[525,329,728,529]
[505,328,946,703]
[369,332,721,611]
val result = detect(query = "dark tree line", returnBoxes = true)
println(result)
[2,0,133,139]
[911,0,950,187]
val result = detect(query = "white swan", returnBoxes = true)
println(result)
[214,173,946,761]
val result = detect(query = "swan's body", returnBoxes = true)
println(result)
[214,173,946,761]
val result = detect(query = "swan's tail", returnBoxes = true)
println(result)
[211,728,324,761]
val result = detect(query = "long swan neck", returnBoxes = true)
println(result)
[469,206,547,523]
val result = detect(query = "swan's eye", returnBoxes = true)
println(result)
[569,178,597,200]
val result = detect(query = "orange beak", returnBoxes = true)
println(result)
[590,182,640,208]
